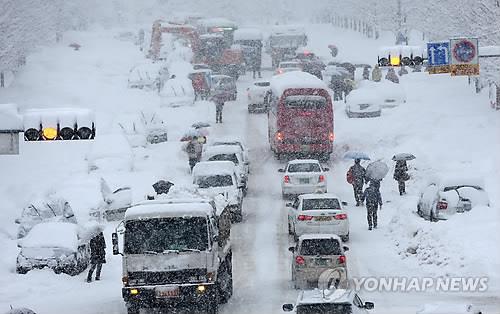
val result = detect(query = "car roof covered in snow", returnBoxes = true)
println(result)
[346,89,381,104]
[270,25,305,35]
[21,222,79,251]
[299,233,342,242]
[271,71,328,97]
[438,176,485,189]
[297,288,355,305]
[203,145,242,157]
[299,193,341,201]
[125,201,214,220]
[288,159,320,165]
[210,136,244,146]
[192,161,237,177]
[0,104,23,130]
[234,28,263,41]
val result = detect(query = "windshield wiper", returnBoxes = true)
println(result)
[179,248,202,253]
[143,250,159,255]
[162,249,180,254]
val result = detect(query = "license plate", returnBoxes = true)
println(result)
[299,178,310,184]
[155,286,180,298]
[315,216,331,221]
[301,145,310,152]
[315,259,328,266]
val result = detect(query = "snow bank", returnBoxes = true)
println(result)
[0,104,23,130]
[20,222,79,251]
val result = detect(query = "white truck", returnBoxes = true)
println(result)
[112,197,233,314]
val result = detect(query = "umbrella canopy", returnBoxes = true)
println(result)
[392,153,416,161]
[343,151,371,160]
[366,161,389,180]
[5,308,37,314]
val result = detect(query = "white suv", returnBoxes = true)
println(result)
[287,194,349,242]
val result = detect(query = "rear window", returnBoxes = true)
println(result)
[208,154,239,165]
[196,175,233,188]
[443,185,483,192]
[302,198,340,210]
[285,95,327,109]
[255,82,270,87]
[297,303,352,314]
[300,239,341,256]
[287,163,321,173]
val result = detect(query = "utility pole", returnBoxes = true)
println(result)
[395,0,408,45]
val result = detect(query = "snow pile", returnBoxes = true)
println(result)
[0,104,23,130]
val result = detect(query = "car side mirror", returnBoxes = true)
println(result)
[282,304,294,312]
[288,247,295,253]
[323,167,330,171]
[285,202,293,207]
[112,232,121,256]
[341,201,348,206]
[14,218,21,224]
[343,246,349,252]
[278,169,285,173]
[364,302,374,310]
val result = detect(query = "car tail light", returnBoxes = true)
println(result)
[122,276,129,286]
[437,201,448,210]
[328,132,335,142]
[284,175,290,183]
[295,256,305,265]
[318,175,325,182]
[277,69,283,74]
[298,215,313,221]
[338,255,346,264]
[275,132,284,142]
[334,213,348,220]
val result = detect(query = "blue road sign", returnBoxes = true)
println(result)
[427,42,450,66]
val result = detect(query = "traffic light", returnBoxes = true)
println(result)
[23,108,95,141]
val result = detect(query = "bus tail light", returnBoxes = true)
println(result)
[328,132,335,142]
[276,132,284,142]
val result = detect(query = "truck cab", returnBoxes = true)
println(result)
[113,198,232,314]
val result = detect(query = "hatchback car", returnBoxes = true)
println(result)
[417,177,490,221]
[247,80,271,113]
[289,234,349,289]
[212,74,237,101]
[279,159,328,198]
[345,90,381,118]
[287,194,349,242]
[283,288,374,314]
[202,145,249,193]
[16,222,90,275]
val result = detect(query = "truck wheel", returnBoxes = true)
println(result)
[206,290,219,314]
[219,261,233,304]
[127,306,140,314]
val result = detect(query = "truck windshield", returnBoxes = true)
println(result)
[297,303,352,314]
[196,175,234,188]
[124,217,208,254]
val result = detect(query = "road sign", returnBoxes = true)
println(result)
[450,38,479,76]
[427,42,450,74]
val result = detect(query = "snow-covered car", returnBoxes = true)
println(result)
[16,222,90,275]
[289,234,349,289]
[192,161,244,222]
[202,145,249,193]
[86,133,134,172]
[113,112,169,146]
[212,75,237,101]
[159,76,195,107]
[15,196,77,239]
[287,194,349,242]
[417,177,490,221]
[89,178,132,221]
[247,80,271,113]
[279,159,328,198]
[345,90,382,118]
[276,61,303,75]
[416,303,482,314]
[283,288,374,313]
[209,137,250,168]
[127,62,169,90]
[357,80,407,108]
[322,64,350,83]
[4,308,37,314]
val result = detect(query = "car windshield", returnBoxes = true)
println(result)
[124,217,208,253]
[300,239,342,256]
[285,95,327,109]
[208,154,239,165]
[302,198,340,210]
[297,303,352,314]
[196,175,233,188]
[288,163,321,173]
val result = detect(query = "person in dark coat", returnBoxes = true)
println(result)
[393,160,409,195]
[212,93,226,123]
[385,67,399,83]
[362,181,383,230]
[348,159,366,206]
[87,231,106,282]
[330,75,344,101]
[362,66,370,80]
[250,45,262,79]
[186,136,203,171]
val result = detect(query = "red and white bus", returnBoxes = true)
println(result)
[268,72,334,160]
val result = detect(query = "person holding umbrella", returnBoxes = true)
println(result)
[392,153,415,196]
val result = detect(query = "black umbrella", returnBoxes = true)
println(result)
[392,153,416,161]
[152,180,174,195]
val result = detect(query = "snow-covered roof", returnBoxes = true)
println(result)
[271,71,328,97]
[192,161,236,177]
[198,18,238,29]
[125,202,213,220]
[234,28,263,41]
[0,103,23,131]
[23,108,95,129]
[203,145,242,157]
[298,289,354,305]
[288,159,320,165]
[299,193,341,200]
[20,222,79,251]
[299,233,342,241]
[378,45,423,56]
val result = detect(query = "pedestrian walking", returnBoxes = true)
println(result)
[212,93,226,123]
[330,75,344,101]
[372,64,382,82]
[362,181,383,230]
[186,136,203,171]
[393,160,409,195]
[385,67,400,83]
[346,159,366,206]
[362,66,370,80]
[250,45,262,79]
[87,230,106,282]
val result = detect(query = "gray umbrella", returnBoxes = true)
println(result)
[366,161,389,180]
[392,153,416,161]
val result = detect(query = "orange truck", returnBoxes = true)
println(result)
[149,20,201,61]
